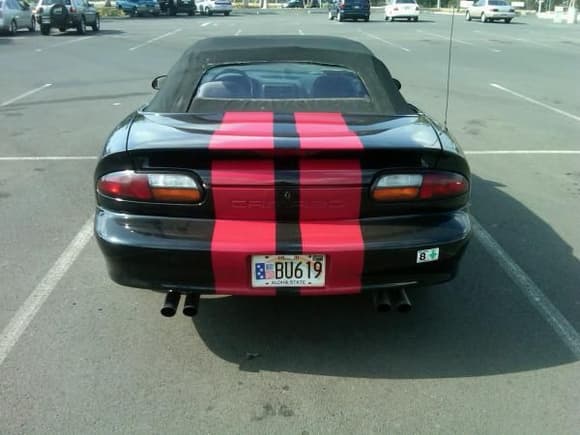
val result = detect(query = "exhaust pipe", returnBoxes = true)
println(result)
[182,293,200,317]
[389,288,412,313]
[161,290,181,317]
[372,290,392,312]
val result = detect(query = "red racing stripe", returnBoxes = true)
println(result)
[296,113,365,295]
[294,112,367,149]
[210,112,276,295]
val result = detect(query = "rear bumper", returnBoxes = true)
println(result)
[488,11,516,18]
[95,208,471,295]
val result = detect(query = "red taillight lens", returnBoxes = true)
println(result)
[372,172,468,202]
[97,171,202,203]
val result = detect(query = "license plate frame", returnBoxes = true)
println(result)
[251,254,326,288]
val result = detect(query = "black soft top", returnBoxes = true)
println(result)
[146,35,413,115]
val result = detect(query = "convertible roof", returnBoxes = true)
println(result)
[146,35,413,115]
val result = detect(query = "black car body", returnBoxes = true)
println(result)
[94,35,471,301]
[328,0,370,21]
[158,0,195,15]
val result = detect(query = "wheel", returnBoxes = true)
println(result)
[29,17,36,32]
[505,18,512,23]
[465,10,471,21]
[413,16,418,21]
[187,10,194,16]
[77,17,86,34]
[92,14,100,31]
[9,20,17,35]
[224,11,230,16]
[206,7,212,16]
[59,27,66,32]
[169,7,177,15]
[364,15,369,22]
[481,13,487,22]
[40,24,50,35]
[328,10,334,20]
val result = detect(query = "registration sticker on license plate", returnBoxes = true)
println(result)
[251,254,326,288]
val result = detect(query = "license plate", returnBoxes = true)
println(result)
[354,5,360,8]
[251,254,326,288]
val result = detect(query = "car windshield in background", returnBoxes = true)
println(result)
[396,0,417,3]
[488,0,508,4]
[196,62,369,99]
[41,0,71,4]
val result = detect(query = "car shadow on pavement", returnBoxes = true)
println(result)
[48,29,125,37]
[192,174,579,379]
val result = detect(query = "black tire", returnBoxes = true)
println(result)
[505,18,512,23]
[465,10,471,21]
[169,7,177,15]
[40,24,50,35]
[59,27,66,32]
[413,16,418,21]
[77,17,86,34]
[481,12,487,22]
[328,11,334,20]
[92,14,100,31]
[206,7,212,16]
[29,17,36,32]
[224,11,230,16]
[364,15,369,22]
[9,20,17,35]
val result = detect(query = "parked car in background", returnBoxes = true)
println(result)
[466,0,515,23]
[117,0,161,16]
[328,0,370,22]
[198,0,231,16]
[158,0,195,15]
[384,0,419,21]
[282,0,304,7]
[0,0,35,34]
[35,0,99,34]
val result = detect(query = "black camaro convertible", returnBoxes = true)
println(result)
[94,35,471,316]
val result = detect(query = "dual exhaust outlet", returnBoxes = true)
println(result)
[161,291,199,317]
[161,288,411,317]
[372,288,412,313]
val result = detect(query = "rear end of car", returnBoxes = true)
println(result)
[0,1,9,33]
[339,0,370,20]
[485,2,515,20]
[386,0,419,20]
[211,0,231,14]
[95,113,470,296]
[36,0,74,32]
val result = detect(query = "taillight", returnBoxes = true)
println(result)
[70,6,76,12]
[97,170,203,203]
[371,172,468,202]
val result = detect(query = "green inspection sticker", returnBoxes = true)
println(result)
[416,248,439,263]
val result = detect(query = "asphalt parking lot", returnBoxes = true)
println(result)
[1,8,580,434]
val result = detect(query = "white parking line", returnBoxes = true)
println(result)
[1,84,53,107]
[0,218,94,367]
[472,218,580,359]
[201,22,211,27]
[0,156,96,161]
[129,28,182,51]
[466,150,580,155]
[298,29,304,35]
[235,29,242,36]
[490,83,580,123]
[417,30,474,46]
[35,36,94,52]
[358,30,410,52]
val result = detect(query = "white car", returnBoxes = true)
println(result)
[198,0,231,15]
[466,0,515,23]
[0,0,35,34]
[384,0,419,21]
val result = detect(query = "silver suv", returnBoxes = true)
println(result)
[35,0,99,35]
[1,0,35,34]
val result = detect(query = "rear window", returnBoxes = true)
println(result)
[195,63,369,100]
[489,0,508,4]
[41,0,71,4]
[396,0,417,3]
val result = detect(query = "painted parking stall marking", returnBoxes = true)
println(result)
[128,28,182,51]
[490,83,580,123]
[1,84,52,107]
